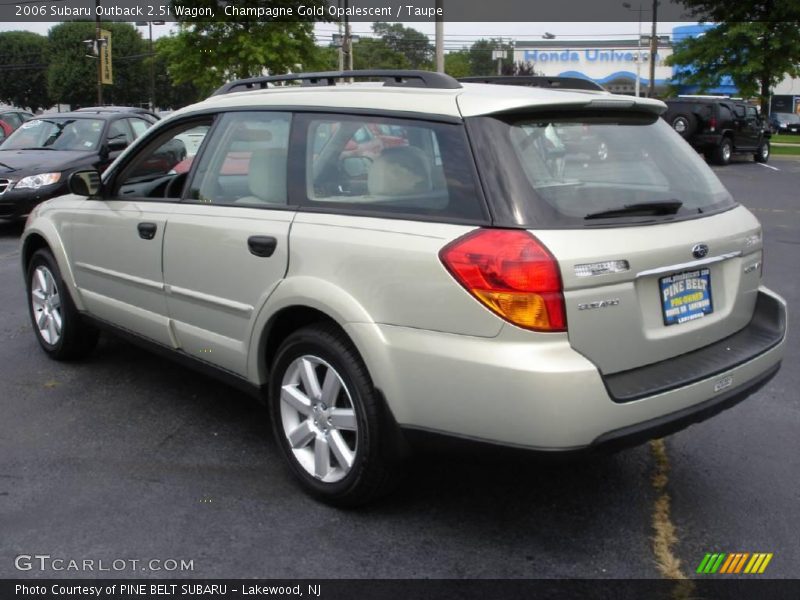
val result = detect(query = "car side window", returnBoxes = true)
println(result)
[107,119,132,147]
[746,107,758,121]
[113,119,213,201]
[186,111,291,207]
[128,118,150,139]
[733,105,746,119]
[303,115,485,221]
[2,113,21,128]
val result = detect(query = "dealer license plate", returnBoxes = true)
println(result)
[659,268,713,326]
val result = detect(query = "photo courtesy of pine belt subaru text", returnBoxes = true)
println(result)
[20,70,787,506]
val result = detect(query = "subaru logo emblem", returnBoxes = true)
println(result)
[692,243,709,259]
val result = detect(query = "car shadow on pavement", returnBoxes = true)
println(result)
[0,220,24,239]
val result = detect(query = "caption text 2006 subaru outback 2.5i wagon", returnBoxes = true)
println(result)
[20,71,787,505]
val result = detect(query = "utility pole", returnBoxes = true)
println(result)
[136,21,164,111]
[148,23,154,110]
[95,0,102,105]
[435,0,444,73]
[337,0,344,71]
[648,0,658,97]
[622,2,643,97]
[343,0,353,73]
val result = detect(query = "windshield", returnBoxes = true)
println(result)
[776,113,800,124]
[468,111,735,227]
[1,117,105,151]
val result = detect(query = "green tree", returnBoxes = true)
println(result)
[668,0,800,111]
[444,49,471,78]
[162,0,327,97]
[0,31,50,110]
[307,45,339,72]
[353,38,409,70]
[47,22,149,108]
[501,61,542,76]
[372,22,432,69]
[468,39,512,76]
[152,38,201,110]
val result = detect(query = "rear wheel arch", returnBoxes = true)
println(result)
[260,306,347,383]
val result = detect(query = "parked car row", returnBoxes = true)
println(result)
[768,111,800,134]
[0,108,35,144]
[0,108,165,222]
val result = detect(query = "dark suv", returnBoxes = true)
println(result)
[662,97,770,165]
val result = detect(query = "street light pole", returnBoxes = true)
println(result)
[148,22,154,110]
[95,0,102,105]
[136,21,164,111]
[435,0,444,73]
[648,0,658,97]
[622,2,642,97]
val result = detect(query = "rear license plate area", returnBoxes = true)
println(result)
[659,268,713,326]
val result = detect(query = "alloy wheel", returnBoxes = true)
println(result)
[31,266,62,345]
[279,355,358,483]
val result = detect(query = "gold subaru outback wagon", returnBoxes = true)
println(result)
[21,71,787,505]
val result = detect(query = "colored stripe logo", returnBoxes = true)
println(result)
[696,552,773,574]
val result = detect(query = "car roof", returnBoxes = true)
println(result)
[32,111,131,120]
[77,106,153,114]
[171,76,664,121]
[458,75,606,92]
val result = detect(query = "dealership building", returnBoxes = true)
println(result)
[514,37,676,96]
[512,24,799,114]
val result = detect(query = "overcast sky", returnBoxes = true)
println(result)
[0,21,689,46]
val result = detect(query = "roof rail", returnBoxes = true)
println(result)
[212,70,462,96]
[458,76,605,92]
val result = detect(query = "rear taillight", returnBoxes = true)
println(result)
[439,229,567,332]
[709,116,717,132]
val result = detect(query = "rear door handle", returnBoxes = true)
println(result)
[137,222,157,240]
[247,235,277,258]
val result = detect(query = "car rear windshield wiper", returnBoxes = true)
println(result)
[585,200,683,220]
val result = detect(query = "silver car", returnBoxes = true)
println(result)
[20,71,787,505]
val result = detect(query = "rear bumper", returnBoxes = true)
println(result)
[593,362,780,450]
[689,134,724,151]
[348,287,786,451]
[603,290,785,402]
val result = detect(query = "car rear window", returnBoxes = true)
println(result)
[467,111,736,228]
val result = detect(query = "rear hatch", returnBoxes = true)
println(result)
[536,208,762,374]
[465,103,763,374]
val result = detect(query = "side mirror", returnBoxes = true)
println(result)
[107,137,128,152]
[69,170,101,197]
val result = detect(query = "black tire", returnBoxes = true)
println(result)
[26,248,99,360]
[711,137,733,165]
[754,140,770,163]
[670,113,697,138]
[268,323,401,506]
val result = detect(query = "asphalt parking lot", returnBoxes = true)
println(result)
[1,157,798,580]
